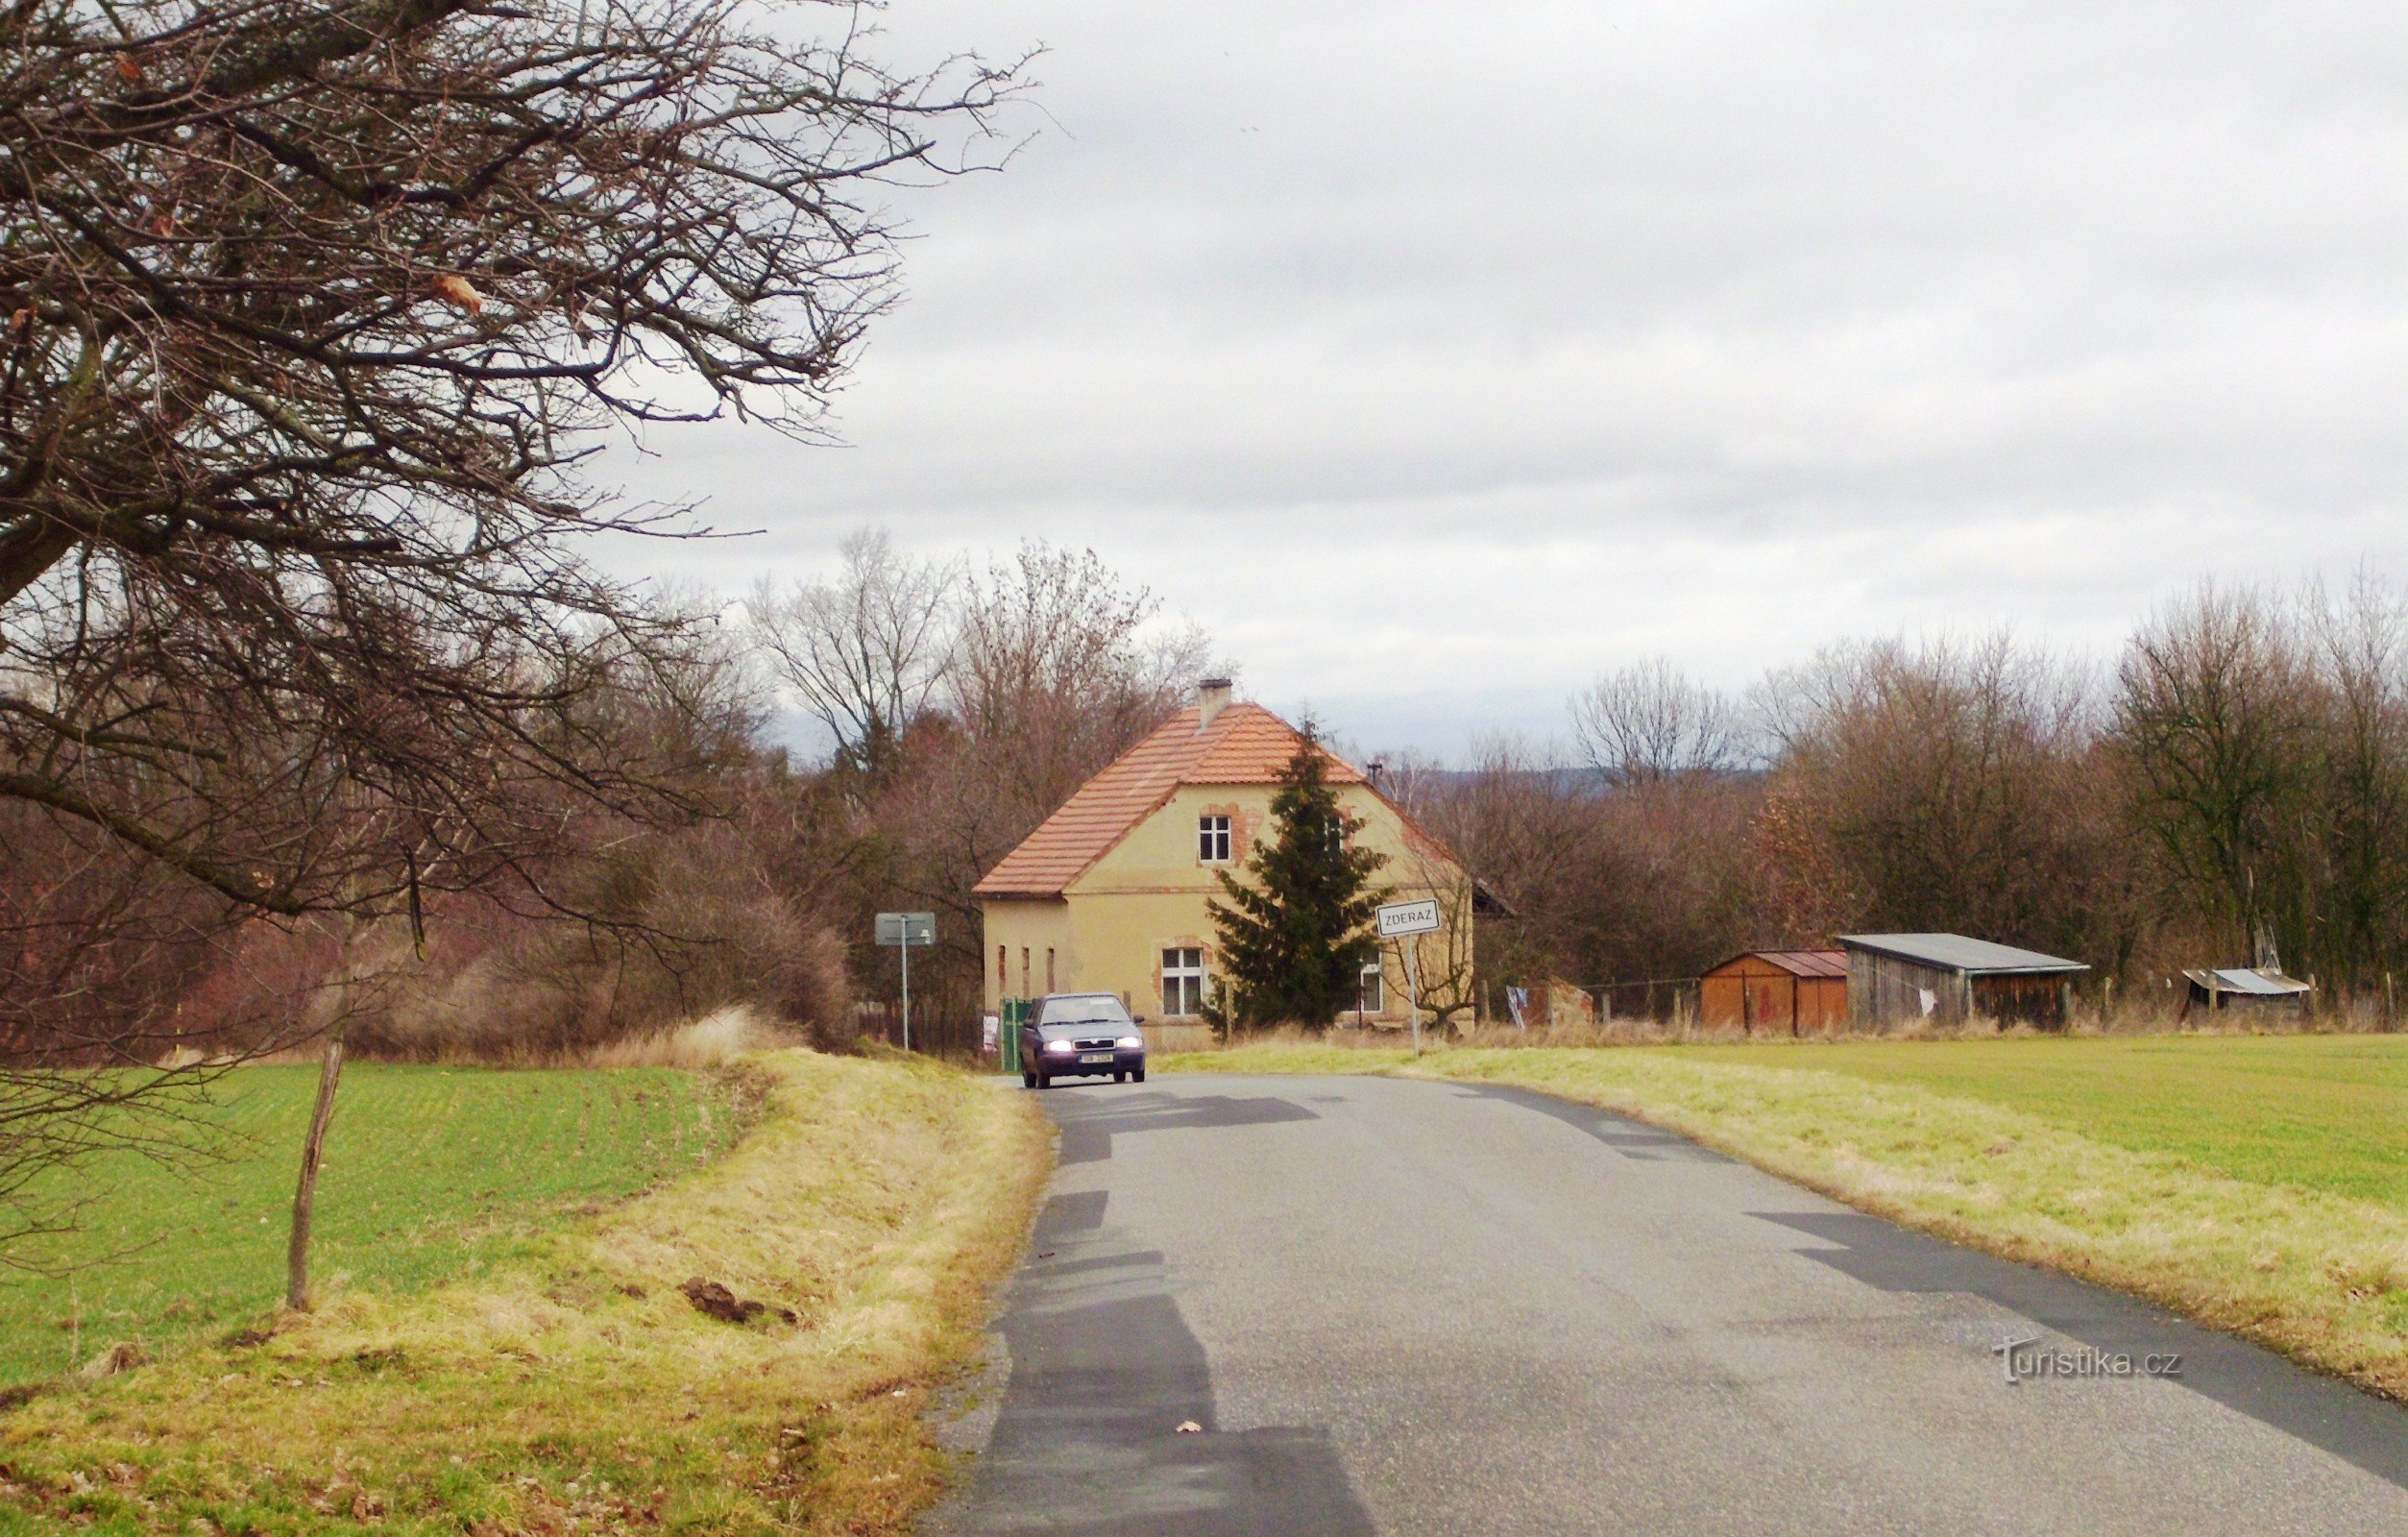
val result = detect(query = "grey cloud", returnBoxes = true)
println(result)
[598,0,2408,753]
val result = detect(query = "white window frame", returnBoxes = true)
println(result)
[1199,814,1232,863]
[1162,947,1206,1017]
[1358,960,1384,1014]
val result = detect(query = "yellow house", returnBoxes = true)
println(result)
[975,680,1489,1037]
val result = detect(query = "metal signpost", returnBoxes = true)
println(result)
[874,912,936,1051]
[1375,898,1443,1053]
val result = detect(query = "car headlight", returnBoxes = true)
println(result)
[1043,1038,1076,1053]
[1117,1036,1143,1049]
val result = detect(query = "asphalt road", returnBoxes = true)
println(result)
[930,1073,2408,1536]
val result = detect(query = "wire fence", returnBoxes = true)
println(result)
[1486,977,1702,1029]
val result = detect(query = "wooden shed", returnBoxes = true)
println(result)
[2180,966,2312,1017]
[1700,951,1848,1036]
[1840,934,2089,1030]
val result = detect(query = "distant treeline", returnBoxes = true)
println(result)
[10,557,2401,1083]
[1394,577,2408,1014]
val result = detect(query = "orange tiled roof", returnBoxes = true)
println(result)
[974,702,1367,899]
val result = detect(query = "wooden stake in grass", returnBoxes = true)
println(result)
[286,1028,348,1312]
[288,904,371,1313]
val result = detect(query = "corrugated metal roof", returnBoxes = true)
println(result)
[973,701,1369,899]
[1709,949,1848,979]
[2184,967,2314,997]
[1838,933,2090,975]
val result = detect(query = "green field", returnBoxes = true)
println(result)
[1,1051,1051,1537]
[0,1064,742,1389]
[1684,1034,2408,1208]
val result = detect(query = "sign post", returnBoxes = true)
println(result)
[874,912,936,1051]
[1375,898,1443,1054]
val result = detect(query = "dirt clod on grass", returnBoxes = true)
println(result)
[78,1342,145,1378]
[680,1276,798,1326]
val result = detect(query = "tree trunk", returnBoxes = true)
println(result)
[284,1026,347,1311]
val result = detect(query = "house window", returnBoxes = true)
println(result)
[1358,961,1384,1015]
[997,945,1008,988]
[1199,815,1231,863]
[1020,947,1031,998]
[1162,948,1205,1017]
[1046,947,1057,993]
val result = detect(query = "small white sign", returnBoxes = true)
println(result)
[1376,898,1442,938]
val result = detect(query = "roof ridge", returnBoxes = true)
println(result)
[974,700,1372,898]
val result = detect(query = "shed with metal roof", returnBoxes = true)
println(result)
[1838,933,2090,1030]
[1700,950,1848,1036]
[2180,966,2312,1016]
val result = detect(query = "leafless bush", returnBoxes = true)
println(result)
[355,820,856,1060]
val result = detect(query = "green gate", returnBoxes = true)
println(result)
[999,997,1028,1075]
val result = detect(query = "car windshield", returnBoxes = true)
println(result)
[1039,996,1130,1027]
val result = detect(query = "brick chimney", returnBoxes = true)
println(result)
[1196,676,1233,731]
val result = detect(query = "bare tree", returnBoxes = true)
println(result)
[953,545,1201,735]
[2113,589,2317,964]
[0,0,1021,1276]
[1571,657,1746,785]
[750,529,960,782]
[949,542,1208,810]
[2303,575,2408,989]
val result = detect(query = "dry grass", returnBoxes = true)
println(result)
[0,1049,1051,1535]
[1161,1037,2408,1403]
[579,1006,798,1069]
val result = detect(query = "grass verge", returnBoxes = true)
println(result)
[1162,1037,2408,1403]
[2,1064,744,1390]
[0,1050,1050,1535]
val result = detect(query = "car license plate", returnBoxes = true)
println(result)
[1079,1052,1113,1064]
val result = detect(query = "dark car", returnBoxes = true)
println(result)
[1021,992,1147,1088]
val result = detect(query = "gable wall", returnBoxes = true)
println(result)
[981,899,1070,1015]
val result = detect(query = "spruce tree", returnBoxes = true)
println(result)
[1205,728,1390,1032]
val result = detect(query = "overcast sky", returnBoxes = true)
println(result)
[602,0,2408,760]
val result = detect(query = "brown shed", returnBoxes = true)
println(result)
[1840,934,2089,1030]
[1700,950,1848,1036]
